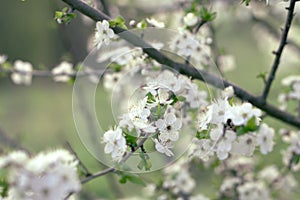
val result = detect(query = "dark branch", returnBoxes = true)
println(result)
[261,0,298,100]
[60,0,300,129]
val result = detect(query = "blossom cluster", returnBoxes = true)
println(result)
[101,66,209,161]
[144,158,210,200]
[216,156,298,200]
[280,129,300,171]
[0,149,81,200]
[190,88,275,161]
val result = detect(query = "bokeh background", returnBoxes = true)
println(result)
[0,0,300,199]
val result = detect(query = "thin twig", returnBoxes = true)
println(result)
[193,20,207,34]
[80,133,150,184]
[0,127,30,154]
[65,142,92,177]
[0,66,106,78]
[261,0,298,100]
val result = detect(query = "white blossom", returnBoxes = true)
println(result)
[0,54,7,64]
[156,112,182,142]
[289,82,300,100]
[103,127,127,162]
[103,72,122,91]
[218,54,236,72]
[231,134,256,156]
[95,20,115,49]
[227,102,261,126]
[208,98,230,124]
[153,138,174,157]
[146,18,165,28]
[0,150,81,200]
[256,123,275,155]
[258,165,280,183]
[127,97,155,133]
[190,138,213,162]
[237,181,270,200]
[11,60,33,85]
[281,75,300,86]
[183,12,198,27]
[221,86,234,98]
[52,61,74,82]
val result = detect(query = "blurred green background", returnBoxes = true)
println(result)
[0,0,299,199]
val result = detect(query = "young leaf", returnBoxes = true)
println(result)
[119,172,146,186]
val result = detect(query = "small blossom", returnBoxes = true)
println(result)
[52,61,74,82]
[258,165,280,184]
[231,134,256,156]
[103,127,127,162]
[227,102,261,126]
[183,12,198,27]
[146,18,165,28]
[208,98,230,124]
[256,123,275,155]
[103,72,122,91]
[281,75,300,86]
[221,86,234,98]
[289,82,300,100]
[94,20,115,49]
[237,181,270,200]
[153,138,174,157]
[11,60,33,85]
[190,138,213,161]
[218,54,236,72]
[156,112,182,142]
[0,54,7,64]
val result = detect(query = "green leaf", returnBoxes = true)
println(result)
[257,72,267,83]
[236,116,259,136]
[242,0,251,6]
[115,16,125,24]
[196,130,209,139]
[171,95,186,105]
[125,132,138,148]
[0,178,8,197]
[119,172,146,186]
[150,104,167,120]
[137,152,152,171]
[62,7,69,13]
[292,154,300,165]
[146,92,156,103]
[198,7,216,22]
[54,7,76,24]
[110,16,127,29]
[229,97,235,106]
[109,62,123,72]
[55,11,64,19]
[138,19,147,29]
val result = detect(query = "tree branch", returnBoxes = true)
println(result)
[261,0,298,100]
[0,66,106,78]
[60,0,300,129]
